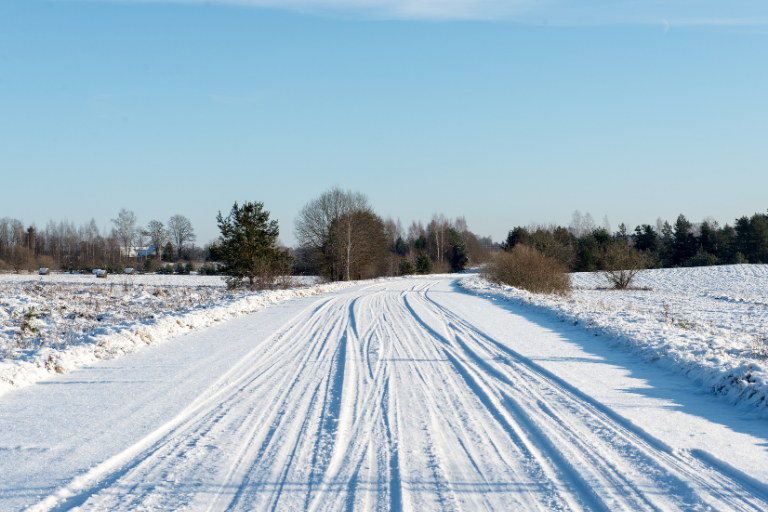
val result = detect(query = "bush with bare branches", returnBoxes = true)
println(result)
[482,245,571,295]
[597,243,650,289]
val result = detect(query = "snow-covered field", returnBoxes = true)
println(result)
[4,276,768,511]
[461,264,768,413]
[0,272,342,396]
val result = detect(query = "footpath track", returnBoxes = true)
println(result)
[23,278,768,511]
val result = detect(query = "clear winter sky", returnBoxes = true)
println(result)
[1,0,767,247]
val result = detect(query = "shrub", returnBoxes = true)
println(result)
[687,248,718,267]
[156,264,174,275]
[415,253,433,274]
[399,259,416,275]
[482,245,571,295]
[597,243,650,289]
[200,263,219,275]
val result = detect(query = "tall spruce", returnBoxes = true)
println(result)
[672,214,696,266]
[448,228,469,272]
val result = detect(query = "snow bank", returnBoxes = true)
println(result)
[460,264,768,412]
[0,275,350,397]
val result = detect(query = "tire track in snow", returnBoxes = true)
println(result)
[27,278,768,512]
[419,287,768,511]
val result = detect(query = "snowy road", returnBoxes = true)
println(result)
[4,277,768,511]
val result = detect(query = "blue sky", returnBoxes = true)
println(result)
[1,0,766,246]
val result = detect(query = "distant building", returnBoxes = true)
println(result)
[120,245,157,259]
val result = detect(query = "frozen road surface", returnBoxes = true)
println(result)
[3,277,768,511]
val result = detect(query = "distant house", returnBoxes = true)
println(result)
[120,245,157,259]
[136,245,157,258]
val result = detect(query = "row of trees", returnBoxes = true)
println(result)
[292,187,486,282]
[0,211,199,272]
[502,209,768,273]
[1,188,491,287]
[210,189,486,290]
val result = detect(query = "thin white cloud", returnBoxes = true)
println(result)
[59,0,768,24]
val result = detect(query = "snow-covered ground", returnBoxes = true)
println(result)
[0,273,344,396]
[3,276,767,511]
[461,264,768,413]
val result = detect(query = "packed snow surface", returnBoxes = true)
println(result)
[3,276,768,511]
[462,264,768,413]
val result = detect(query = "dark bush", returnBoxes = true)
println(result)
[687,248,718,267]
[415,253,433,274]
[399,259,416,275]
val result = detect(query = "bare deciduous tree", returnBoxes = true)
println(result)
[294,186,376,281]
[111,208,138,257]
[428,213,450,263]
[7,246,31,273]
[168,214,196,259]
[143,220,168,259]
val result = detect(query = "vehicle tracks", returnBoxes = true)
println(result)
[29,278,768,512]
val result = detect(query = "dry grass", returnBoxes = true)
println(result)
[0,279,223,355]
[482,245,572,296]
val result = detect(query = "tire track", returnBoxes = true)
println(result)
[28,278,768,512]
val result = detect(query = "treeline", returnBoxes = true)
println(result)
[0,210,202,273]
[293,187,489,281]
[504,210,768,272]
[0,187,492,280]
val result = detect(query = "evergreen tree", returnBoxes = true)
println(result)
[212,201,291,290]
[716,224,736,263]
[688,247,718,267]
[672,214,696,265]
[614,223,629,242]
[448,228,469,272]
[576,235,600,271]
[394,236,408,256]
[698,220,719,258]
[415,253,433,274]
[399,259,416,275]
[633,225,659,253]
[503,227,530,250]
[750,213,768,263]
[658,221,674,266]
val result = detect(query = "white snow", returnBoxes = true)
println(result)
[460,264,768,414]
[0,273,346,397]
[2,276,767,511]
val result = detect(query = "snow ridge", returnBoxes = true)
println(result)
[459,265,768,414]
[0,277,362,397]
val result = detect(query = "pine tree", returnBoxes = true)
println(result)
[212,201,291,290]
[448,228,469,272]
[672,214,696,266]
[415,253,433,274]
[633,225,659,253]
